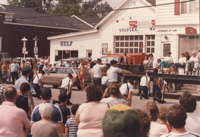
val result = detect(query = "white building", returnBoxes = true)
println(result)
[48,0,199,65]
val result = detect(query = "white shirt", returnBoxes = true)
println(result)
[161,131,200,137]
[179,57,186,65]
[120,83,134,95]
[33,74,43,84]
[140,76,150,86]
[39,59,44,65]
[44,59,49,64]
[107,66,122,82]
[43,65,49,71]
[143,60,148,65]
[100,97,128,107]
[92,64,104,78]
[60,77,73,89]
[189,56,198,62]
[101,76,108,85]
[58,62,64,67]
[163,56,173,62]
[185,113,200,135]
[149,121,168,137]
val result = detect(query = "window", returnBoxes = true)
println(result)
[181,0,187,14]
[179,0,199,14]
[146,35,155,53]
[115,35,143,53]
[55,50,78,61]
[163,44,171,56]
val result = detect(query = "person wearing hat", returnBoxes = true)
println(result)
[31,103,63,137]
[102,104,140,137]
[31,87,63,126]
[9,59,20,85]
[156,51,173,73]
[92,58,107,87]
[185,51,198,75]
[60,74,73,105]
[32,70,45,99]
[15,66,35,109]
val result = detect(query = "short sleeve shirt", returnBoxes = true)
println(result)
[120,83,134,95]
[92,64,104,78]
[140,76,150,86]
[59,105,70,125]
[31,102,63,123]
[107,66,122,82]
[33,73,43,84]
[15,76,33,96]
[43,65,49,71]
[60,77,73,89]
[101,76,108,85]
[65,117,78,136]
[163,56,173,62]
[10,63,19,72]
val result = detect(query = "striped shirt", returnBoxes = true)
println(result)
[0,85,6,105]
[65,117,78,136]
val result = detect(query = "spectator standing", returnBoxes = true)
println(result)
[143,56,149,68]
[59,59,64,67]
[158,106,171,132]
[15,66,34,109]
[172,53,186,74]
[27,59,35,83]
[92,58,107,87]
[65,60,72,67]
[39,57,45,72]
[140,73,150,99]
[74,61,78,67]
[145,101,168,137]
[179,91,200,134]
[120,52,128,64]
[185,51,198,75]
[0,87,31,137]
[60,74,73,105]
[15,83,32,119]
[75,84,109,137]
[31,103,63,137]
[10,60,19,85]
[43,63,50,73]
[101,83,128,107]
[161,104,200,137]
[65,104,79,137]
[8,61,12,84]
[1,61,9,84]
[19,60,26,77]
[148,53,154,68]
[78,63,88,91]
[44,56,49,65]
[101,76,108,93]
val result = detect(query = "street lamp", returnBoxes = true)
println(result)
[21,37,28,60]
[33,36,39,58]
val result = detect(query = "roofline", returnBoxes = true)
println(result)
[3,21,83,31]
[47,29,98,40]
[71,15,94,28]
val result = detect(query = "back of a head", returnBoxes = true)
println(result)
[158,106,169,122]
[20,83,30,94]
[39,103,53,117]
[71,104,80,115]
[127,79,134,85]
[41,88,52,100]
[110,60,118,65]
[4,87,17,100]
[58,93,68,103]
[167,104,187,129]
[108,83,120,97]
[86,83,103,102]
[145,101,159,121]
[179,91,196,113]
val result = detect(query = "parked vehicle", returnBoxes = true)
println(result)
[42,67,91,90]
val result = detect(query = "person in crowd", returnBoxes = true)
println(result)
[1,61,9,84]
[44,56,49,65]
[43,63,50,73]
[119,79,134,105]
[185,51,198,75]
[135,109,151,137]
[145,101,168,137]
[10,60,19,85]
[140,72,150,99]
[15,83,32,119]
[65,60,71,67]
[185,51,191,61]
[49,64,52,70]
[0,86,31,137]
[102,104,140,137]
[58,93,70,126]
[143,56,149,68]
[60,74,73,105]
[32,70,45,99]
[156,51,173,73]
[158,106,171,132]
[78,62,88,91]
[15,66,34,109]
[179,91,200,134]
[101,76,108,93]
[148,53,154,68]
[31,87,63,126]
[74,61,78,67]
[0,84,6,104]
[161,104,200,137]
[27,59,35,83]
[92,58,107,87]
[39,57,45,72]
[120,52,128,64]
[171,53,186,74]
[155,58,161,73]
[65,104,79,137]
[33,57,37,71]
[101,83,128,107]
[8,61,12,84]
[51,63,57,72]
[59,59,64,67]
[21,60,26,68]
[193,50,200,74]
[75,84,109,137]
[31,103,63,137]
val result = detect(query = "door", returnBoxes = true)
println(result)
[163,43,171,57]
[86,50,92,58]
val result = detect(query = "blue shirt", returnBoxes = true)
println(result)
[65,63,72,67]
[65,117,78,136]
[31,101,63,123]
[10,63,19,72]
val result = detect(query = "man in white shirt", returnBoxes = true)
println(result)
[107,60,132,83]
[185,51,198,75]
[172,53,186,74]
[92,58,107,87]
[120,79,134,105]
[179,91,200,135]
[60,74,73,105]
[39,57,45,73]
[161,104,200,137]
[10,60,20,85]
[140,73,150,99]
[32,70,45,99]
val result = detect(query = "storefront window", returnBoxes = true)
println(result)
[146,35,155,53]
[115,35,143,54]
[55,50,78,61]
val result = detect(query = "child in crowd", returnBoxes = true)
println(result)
[65,104,80,137]
[158,106,171,132]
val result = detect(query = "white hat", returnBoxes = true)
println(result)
[39,103,53,117]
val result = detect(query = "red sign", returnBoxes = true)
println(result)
[151,20,155,27]
[185,27,197,34]
[129,21,137,28]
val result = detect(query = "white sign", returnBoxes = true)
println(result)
[55,50,58,56]
[22,47,26,54]
[34,47,38,54]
